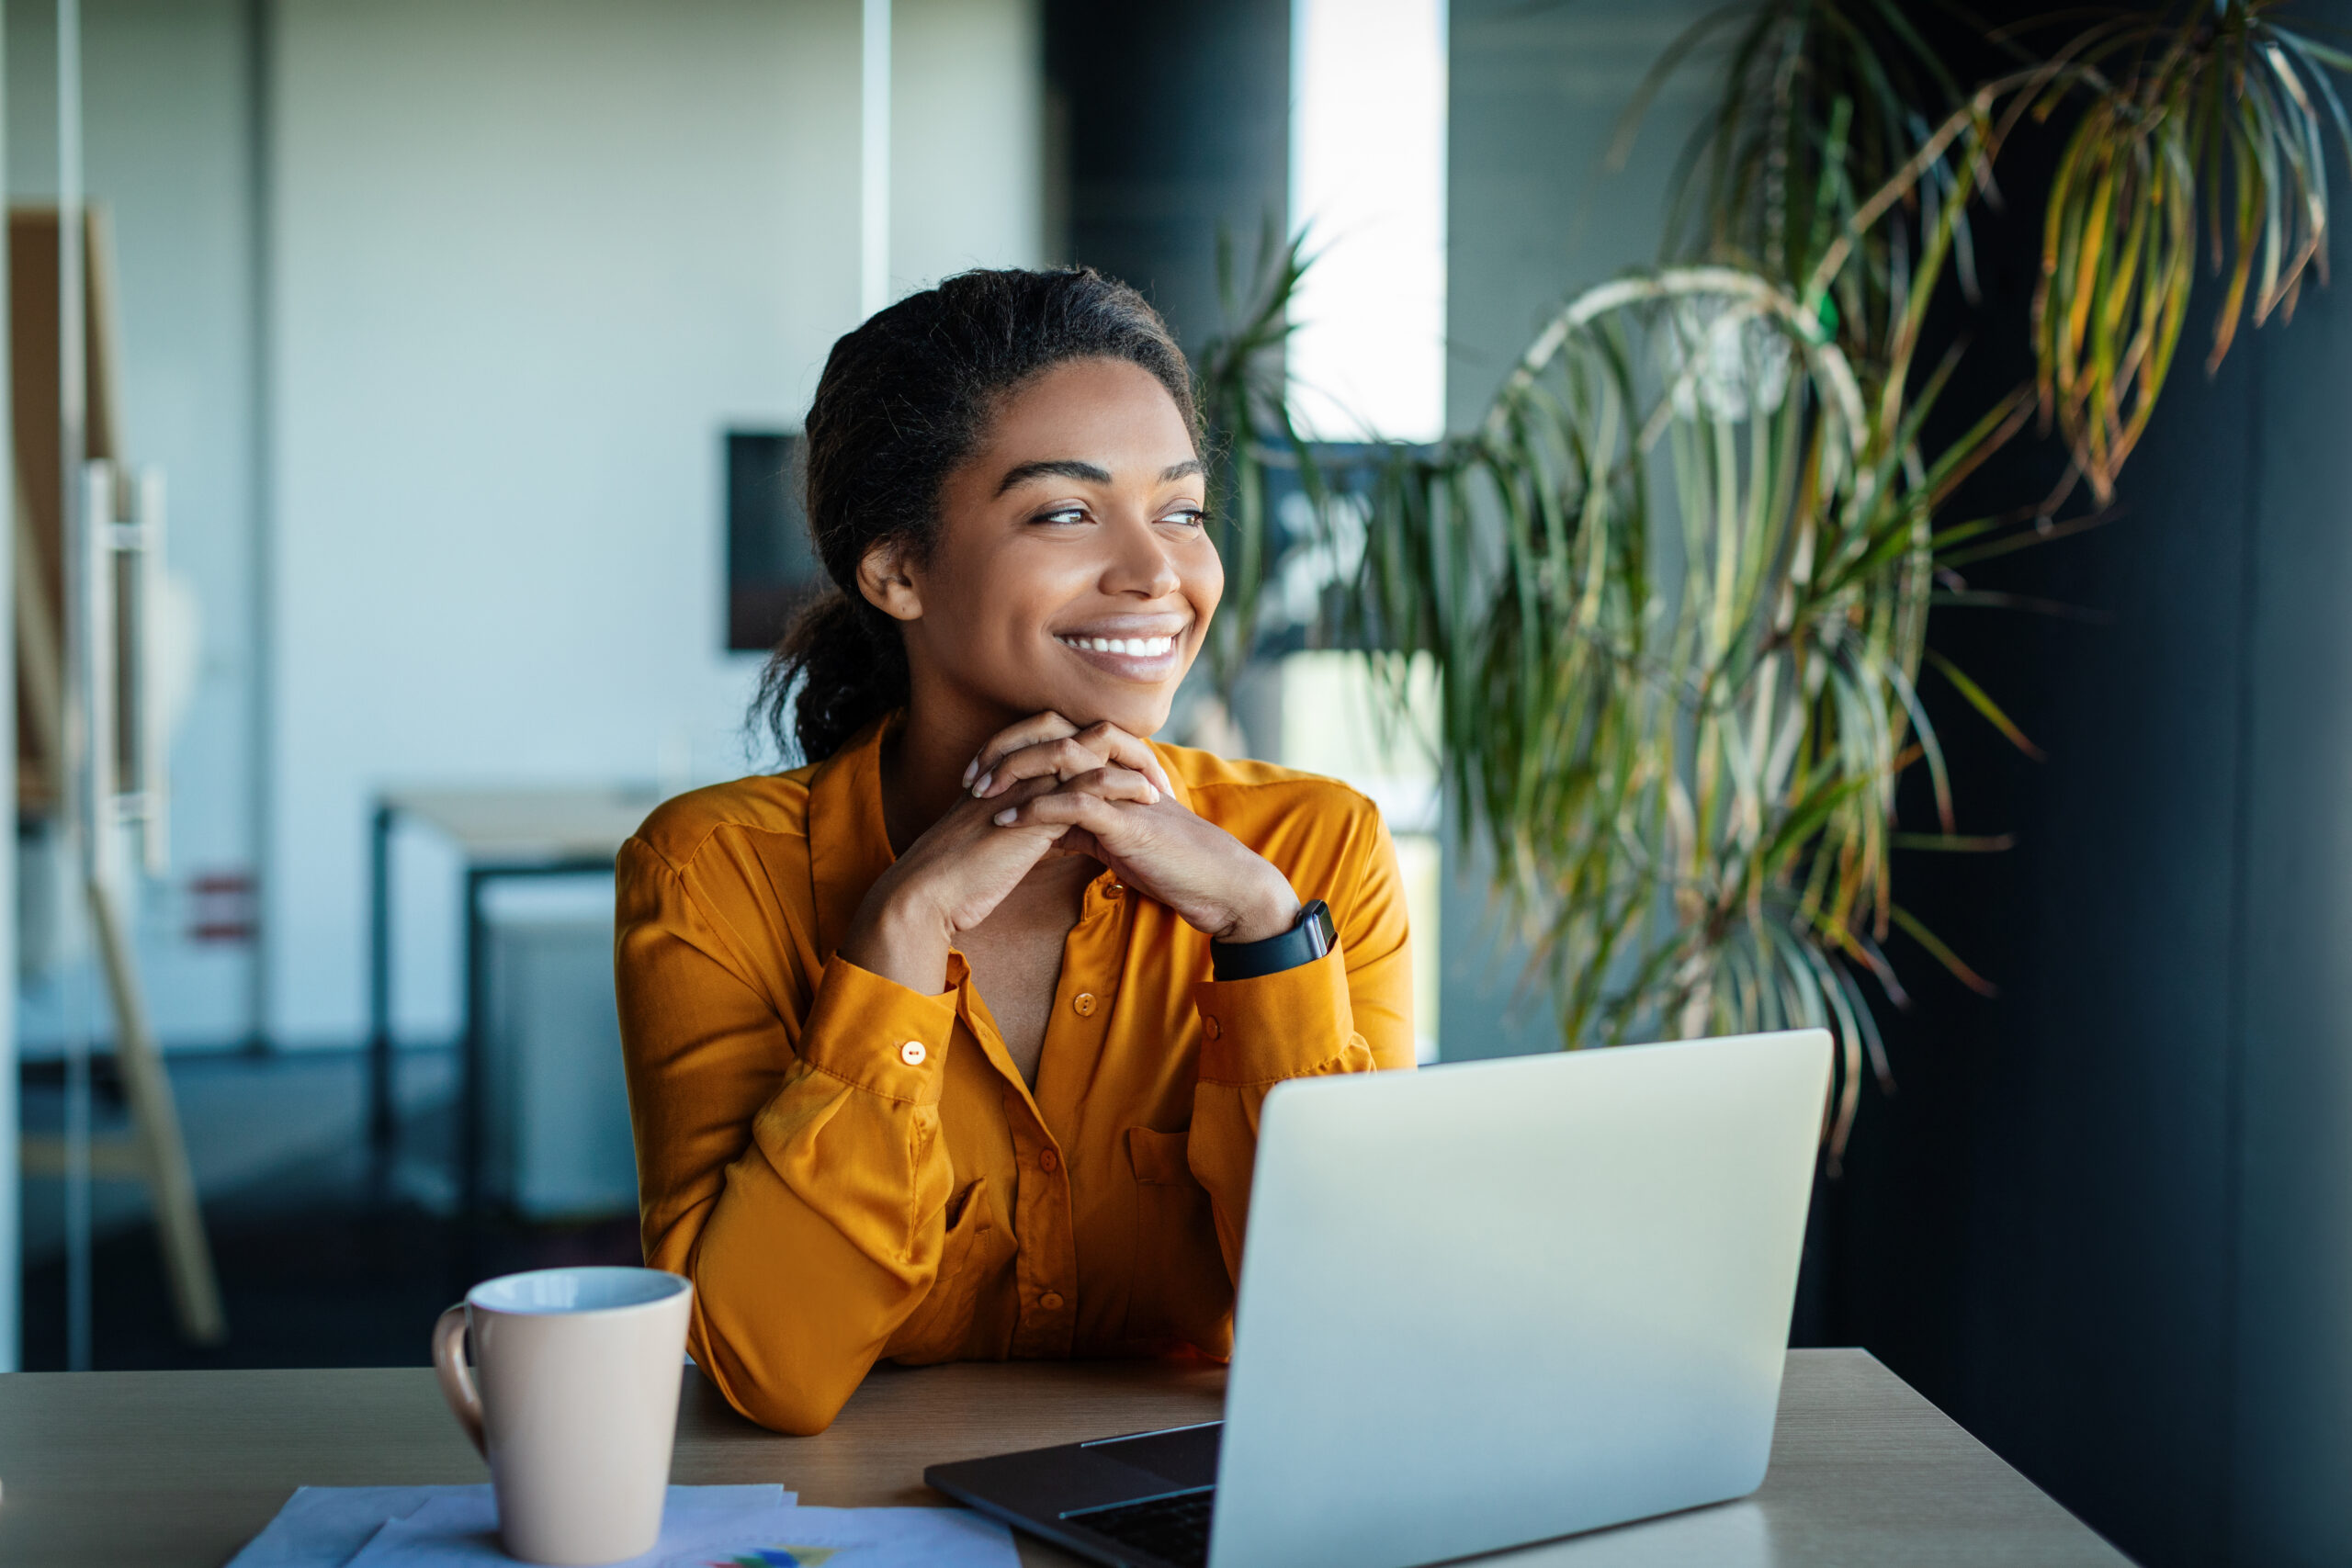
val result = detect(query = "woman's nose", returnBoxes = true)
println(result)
[1103,516,1182,599]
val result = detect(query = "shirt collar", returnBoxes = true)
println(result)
[804,713,898,962]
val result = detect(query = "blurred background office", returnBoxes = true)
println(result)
[8,2,2352,1566]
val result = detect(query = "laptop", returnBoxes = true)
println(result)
[924,1028,1832,1568]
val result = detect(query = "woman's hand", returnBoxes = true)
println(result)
[980,749,1301,946]
[836,766,1157,996]
[842,712,1166,994]
[962,711,1174,801]
[839,710,1298,995]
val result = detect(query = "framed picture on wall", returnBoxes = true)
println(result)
[725,430,824,652]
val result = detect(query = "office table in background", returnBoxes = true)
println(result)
[365,784,663,1228]
[0,1349,2127,1566]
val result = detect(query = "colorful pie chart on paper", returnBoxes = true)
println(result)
[705,1550,837,1567]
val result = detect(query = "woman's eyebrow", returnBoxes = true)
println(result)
[996,458,1112,495]
[994,457,1205,495]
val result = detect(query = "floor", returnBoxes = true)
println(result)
[17,1047,641,1371]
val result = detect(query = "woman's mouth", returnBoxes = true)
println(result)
[1057,634,1175,657]
[1054,630,1185,680]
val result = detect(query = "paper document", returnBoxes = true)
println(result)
[650,1506,1023,1568]
[228,1484,794,1568]
[345,1497,1018,1568]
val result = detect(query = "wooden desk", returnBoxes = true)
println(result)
[0,1350,2127,1566]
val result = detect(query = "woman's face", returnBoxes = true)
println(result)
[879,355,1220,739]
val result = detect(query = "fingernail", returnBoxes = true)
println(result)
[992,807,1017,826]
[1146,785,1161,804]
[972,772,992,796]
[961,759,978,787]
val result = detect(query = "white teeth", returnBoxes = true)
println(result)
[1061,634,1176,656]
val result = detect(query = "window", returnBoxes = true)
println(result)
[1288,0,1448,443]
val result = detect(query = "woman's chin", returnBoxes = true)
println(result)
[1035,684,1174,740]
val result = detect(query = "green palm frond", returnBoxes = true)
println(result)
[1195,219,1326,685]
[2027,3,2348,501]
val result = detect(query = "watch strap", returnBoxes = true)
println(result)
[1210,898,1336,982]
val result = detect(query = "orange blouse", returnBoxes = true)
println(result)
[615,717,1414,1434]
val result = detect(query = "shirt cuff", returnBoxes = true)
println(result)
[796,954,957,1105]
[1193,946,1355,1086]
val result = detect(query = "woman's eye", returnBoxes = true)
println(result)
[1161,505,1206,529]
[1034,505,1089,526]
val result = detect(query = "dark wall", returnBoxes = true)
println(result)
[1826,276,2256,1566]
[1043,0,1289,353]
[2218,133,2352,1555]
[1810,6,2352,1563]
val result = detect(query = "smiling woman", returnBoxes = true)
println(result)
[613,268,1415,1435]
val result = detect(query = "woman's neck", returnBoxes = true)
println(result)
[876,691,1011,857]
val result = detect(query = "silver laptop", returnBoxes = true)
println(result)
[925,1029,1832,1568]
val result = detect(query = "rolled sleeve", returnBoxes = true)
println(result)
[796,954,958,1105]
[1193,947,1360,1085]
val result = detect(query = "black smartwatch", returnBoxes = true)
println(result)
[1210,898,1336,982]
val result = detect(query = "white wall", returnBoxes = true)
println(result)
[268,0,1042,1044]
[891,0,1042,293]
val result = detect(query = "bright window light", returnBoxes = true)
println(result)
[1288,0,1448,443]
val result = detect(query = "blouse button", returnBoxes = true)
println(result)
[1203,1016,1222,1041]
[1040,1292,1066,1313]
[1103,882,1125,899]
[899,1040,927,1066]
[1039,1147,1061,1173]
[1072,991,1098,1018]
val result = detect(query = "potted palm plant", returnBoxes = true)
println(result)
[1201,0,2352,1158]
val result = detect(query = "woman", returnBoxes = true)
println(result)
[616,267,1413,1436]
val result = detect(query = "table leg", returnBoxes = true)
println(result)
[460,865,492,1282]
[368,802,395,1200]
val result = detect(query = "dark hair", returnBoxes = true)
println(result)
[754,266,1201,764]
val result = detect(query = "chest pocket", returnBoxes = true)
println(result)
[1122,1126,1233,1354]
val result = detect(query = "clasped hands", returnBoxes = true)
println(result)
[840,711,1301,997]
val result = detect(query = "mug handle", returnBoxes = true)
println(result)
[432,1304,487,1457]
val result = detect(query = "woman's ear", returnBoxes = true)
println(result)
[856,541,923,623]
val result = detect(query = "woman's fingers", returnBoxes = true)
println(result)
[956,770,1065,826]
[1071,721,1174,797]
[971,717,1173,799]
[974,737,1099,796]
[972,758,1299,944]
[964,712,1077,790]
[989,767,1159,825]
[977,736,1170,799]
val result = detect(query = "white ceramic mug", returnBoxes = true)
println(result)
[433,1266,694,1565]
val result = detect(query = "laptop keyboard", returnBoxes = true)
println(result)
[1065,1485,1215,1568]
